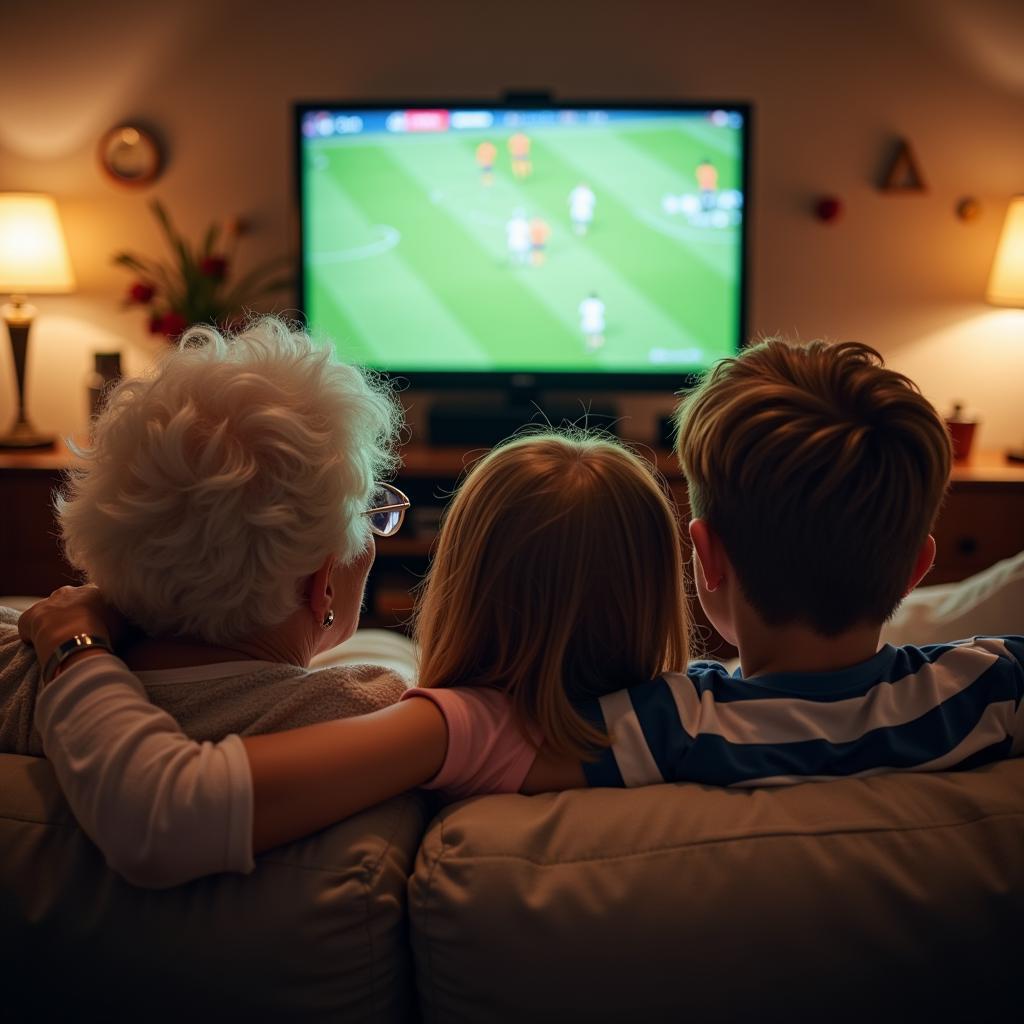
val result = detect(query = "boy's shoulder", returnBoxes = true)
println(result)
[878,636,1024,693]
[673,636,1024,702]
[581,635,1024,789]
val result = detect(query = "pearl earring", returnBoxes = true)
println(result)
[322,609,335,629]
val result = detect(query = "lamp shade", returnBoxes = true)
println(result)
[987,195,1024,308]
[0,193,76,294]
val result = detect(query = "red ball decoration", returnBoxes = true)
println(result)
[815,196,843,223]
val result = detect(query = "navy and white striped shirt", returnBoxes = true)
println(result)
[579,637,1024,788]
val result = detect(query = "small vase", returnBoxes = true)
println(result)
[88,352,122,421]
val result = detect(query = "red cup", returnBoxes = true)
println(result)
[945,419,978,462]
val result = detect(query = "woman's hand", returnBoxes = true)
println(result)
[18,585,131,674]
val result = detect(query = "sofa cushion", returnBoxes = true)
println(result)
[409,761,1024,1023]
[1,752,427,1022]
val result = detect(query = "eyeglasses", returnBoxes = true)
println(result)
[363,483,411,538]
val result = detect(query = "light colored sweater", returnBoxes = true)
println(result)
[0,608,45,755]
[2,604,411,888]
[0,606,408,758]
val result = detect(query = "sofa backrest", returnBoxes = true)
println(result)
[1,753,427,1022]
[409,760,1024,1023]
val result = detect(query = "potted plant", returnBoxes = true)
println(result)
[114,200,292,339]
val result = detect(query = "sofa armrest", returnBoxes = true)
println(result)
[1,752,427,1022]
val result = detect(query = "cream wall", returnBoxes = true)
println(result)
[1,0,1022,448]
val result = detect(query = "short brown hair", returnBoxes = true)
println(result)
[675,339,952,635]
[414,433,690,760]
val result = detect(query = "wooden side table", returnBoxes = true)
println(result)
[933,452,1024,583]
[0,442,81,595]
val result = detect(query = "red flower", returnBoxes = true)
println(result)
[200,255,229,280]
[128,281,156,304]
[158,311,189,338]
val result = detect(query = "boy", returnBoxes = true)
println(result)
[571,338,1024,788]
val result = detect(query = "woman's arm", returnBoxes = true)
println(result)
[520,746,587,792]
[25,583,449,890]
[34,654,446,885]
[21,586,573,888]
[244,699,445,852]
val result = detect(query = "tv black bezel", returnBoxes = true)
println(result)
[294,98,752,392]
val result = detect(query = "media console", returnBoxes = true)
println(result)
[5,446,1022,659]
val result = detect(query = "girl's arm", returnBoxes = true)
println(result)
[34,650,446,887]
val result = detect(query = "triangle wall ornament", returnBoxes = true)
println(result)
[879,139,927,193]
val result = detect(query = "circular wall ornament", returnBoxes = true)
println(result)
[98,125,163,187]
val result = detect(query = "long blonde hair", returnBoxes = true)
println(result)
[413,433,690,759]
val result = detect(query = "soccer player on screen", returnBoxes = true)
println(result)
[529,218,550,266]
[508,132,532,179]
[506,210,531,266]
[696,157,718,211]
[569,184,596,236]
[476,141,497,186]
[579,292,606,352]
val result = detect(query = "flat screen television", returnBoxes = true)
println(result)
[296,100,750,391]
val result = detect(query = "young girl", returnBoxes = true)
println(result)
[23,432,692,884]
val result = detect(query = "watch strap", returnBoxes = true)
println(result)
[42,634,115,684]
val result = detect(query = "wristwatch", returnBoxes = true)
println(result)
[42,634,114,684]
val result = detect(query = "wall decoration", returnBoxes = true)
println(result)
[956,197,981,222]
[879,139,926,193]
[814,196,843,223]
[98,125,164,188]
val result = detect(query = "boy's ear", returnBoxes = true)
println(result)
[905,534,937,596]
[306,554,337,620]
[689,519,726,592]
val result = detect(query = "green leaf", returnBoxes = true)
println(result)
[149,199,181,251]
[112,253,180,304]
[112,252,154,273]
[218,256,293,310]
[201,223,222,257]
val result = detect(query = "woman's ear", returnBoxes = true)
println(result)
[688,519,724,592]
[306,554,337,622]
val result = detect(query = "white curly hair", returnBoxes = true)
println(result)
[58,316,402,643]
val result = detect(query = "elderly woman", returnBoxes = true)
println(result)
[0,317,414,869]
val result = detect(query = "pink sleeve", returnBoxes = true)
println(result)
[399,687,541,799]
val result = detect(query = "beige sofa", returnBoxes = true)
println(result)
[3,751,1021,1022]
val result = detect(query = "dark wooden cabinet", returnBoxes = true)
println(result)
[0,445,79,596]
[3,447,1023,650]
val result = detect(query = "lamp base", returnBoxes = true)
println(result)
[0,419,55,450]
[2,299,55,450]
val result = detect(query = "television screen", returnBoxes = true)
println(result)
[297,103,749,384]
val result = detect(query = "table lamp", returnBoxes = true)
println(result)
[0,193,76,449]
[986,195,1024,462]
[987,195,1024,308]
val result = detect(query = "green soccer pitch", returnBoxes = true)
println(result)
[303,117,744,375]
